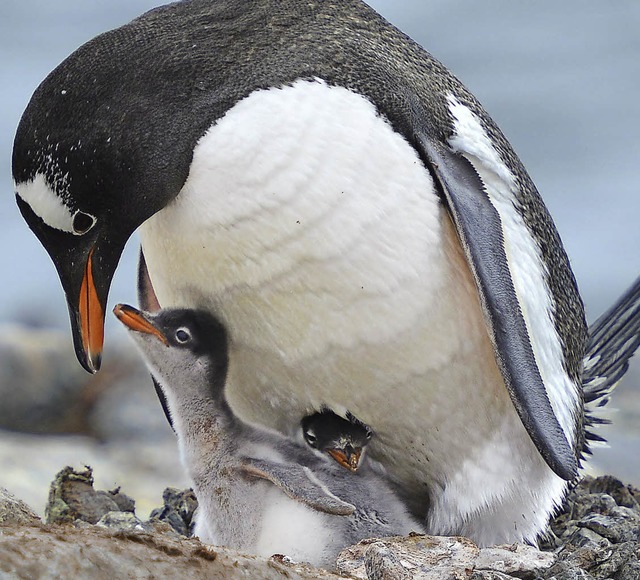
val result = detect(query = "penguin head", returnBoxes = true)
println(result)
[301,408,373,472]
[11,4,222,373]
[13,175,134,374]
[113,304,229,399]
[12,57,195,373]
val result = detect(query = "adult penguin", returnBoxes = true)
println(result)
[11,0,626,545]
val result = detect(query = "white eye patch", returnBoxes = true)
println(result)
[15,173,95,235]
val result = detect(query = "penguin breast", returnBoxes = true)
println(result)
[139,78,517,508]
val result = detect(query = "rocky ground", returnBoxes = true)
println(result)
[0,324,639,578]
[1,467,639,578]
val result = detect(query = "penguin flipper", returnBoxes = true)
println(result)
[137,247,174,431]
[241,458,356,516]
[417,136,578,481]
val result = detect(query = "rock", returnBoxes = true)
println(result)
[580,475,640,510]
[578,510,640,543]
[540,475,640,579]
[332,475,640,580]
[108,486,136,513]
[0,487,41,526]
[364,541,414,579]
[95,511,148,532]
[338,534,477,579]
[543,561,595,579]
[149,487,198,536]
[617,557,640,580]
[588,542,639,579]
[45,466,135,525]
[475,544,555,578]
[0,525,343,579]
[0,471,342,578]
[338,535,555,579]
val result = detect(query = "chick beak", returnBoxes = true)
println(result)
[113,303,168,345]
[328,445,362,472]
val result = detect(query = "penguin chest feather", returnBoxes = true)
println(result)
[139,79,563,543]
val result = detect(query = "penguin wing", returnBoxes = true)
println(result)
[241,458,356,516]
[415,134,578,480]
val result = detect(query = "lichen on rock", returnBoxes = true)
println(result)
[45,465,136,525]
[0,487,41,526]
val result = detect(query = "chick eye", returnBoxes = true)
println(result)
[365,429,373,440]
[175,328,191,343]
[304,431,317,447]
[72,211,96,235]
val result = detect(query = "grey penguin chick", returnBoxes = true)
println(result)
[301,408,373,471]
[114,303,425,568]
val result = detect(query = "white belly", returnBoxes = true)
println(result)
[139,79,564,545]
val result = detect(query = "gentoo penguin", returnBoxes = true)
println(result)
[301,408,373,472]
[11,0,640,545]
[114,303,424,567]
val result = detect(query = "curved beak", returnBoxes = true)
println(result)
[15,196,128,375]
[113,303,168,344]
[327,446,362,472]
[66,242,120,374]
[72,247,103,373]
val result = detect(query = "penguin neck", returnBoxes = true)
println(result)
[159,374,240,460]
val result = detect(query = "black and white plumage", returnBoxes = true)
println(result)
[301,408,373,471]
[114,304,424,567]
[12,0,640,545]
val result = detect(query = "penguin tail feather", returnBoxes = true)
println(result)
[581,276,640,456]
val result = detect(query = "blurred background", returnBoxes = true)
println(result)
[0,1,638,516]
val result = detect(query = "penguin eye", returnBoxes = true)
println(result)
[304,430,317,447]
[175,328,191,343]
[365,429,373,440]
[72,211,96,235]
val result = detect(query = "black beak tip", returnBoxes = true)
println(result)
[68,301,103,374]
[70,328,101,374]
[75,345,101,374]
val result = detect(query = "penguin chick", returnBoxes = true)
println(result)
[114,304,424,568]
[301,408,373,471]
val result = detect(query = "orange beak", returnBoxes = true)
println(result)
[113,303,168,345]
[327,447,362,472]
[78,247,103,373]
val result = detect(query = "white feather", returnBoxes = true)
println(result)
[255,487,339,564]
[15,173,76,234]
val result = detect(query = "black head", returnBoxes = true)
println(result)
[114,304,229,396]
[301,408,373,471]
[11,1,268,373]
[11,13,196,372]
